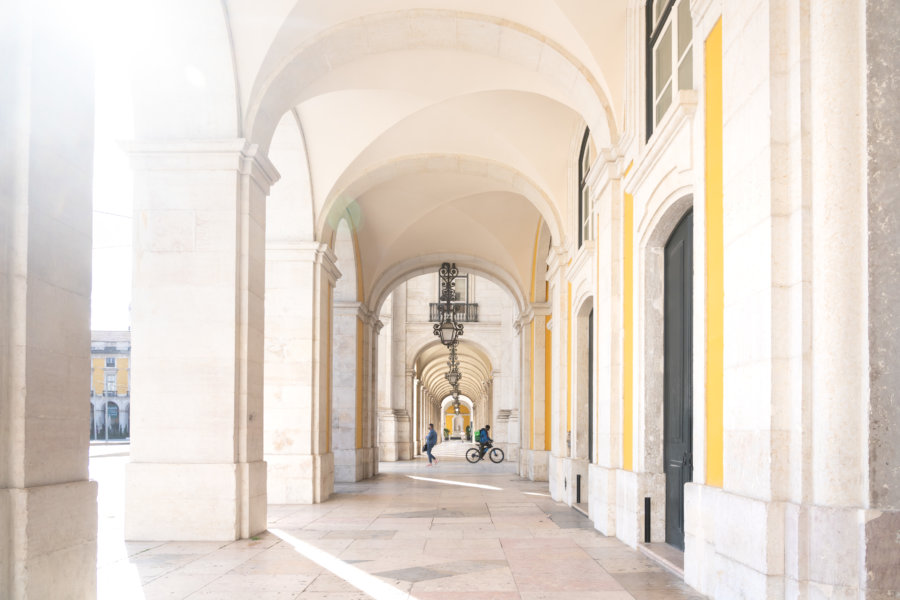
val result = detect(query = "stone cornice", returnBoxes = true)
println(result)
[124,139,280,193]
[545,245,568,282]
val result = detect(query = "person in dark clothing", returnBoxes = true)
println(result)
[425,423,438,466]
[478,424,492,458]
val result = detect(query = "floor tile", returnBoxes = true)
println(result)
[93,450,707,600]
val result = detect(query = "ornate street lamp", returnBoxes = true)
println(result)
[433,262,464,347]
[445,343,462,386]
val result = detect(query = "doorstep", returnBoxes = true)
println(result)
[638,542,685,579]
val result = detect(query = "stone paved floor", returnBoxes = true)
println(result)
[92,446,706,599]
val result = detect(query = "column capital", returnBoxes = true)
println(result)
[545,245,568,281]
[334,301,376,323]
[123,139,280,194]
[515,302,551,330]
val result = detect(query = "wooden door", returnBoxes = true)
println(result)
[664,210,693,550]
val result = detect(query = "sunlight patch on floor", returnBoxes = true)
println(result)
[271,528,420,600]
[407,475,503,490]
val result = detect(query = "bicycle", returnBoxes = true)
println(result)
[465,444,504,463]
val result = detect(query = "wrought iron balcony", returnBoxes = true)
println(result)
[429,303,478,323]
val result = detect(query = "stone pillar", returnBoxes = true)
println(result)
[361,315,381,478]
[413,378,422,455]
[379,288,412,460]
[332,302,363,482]
[125,141,277,539]
[866,4,900,595]
[0,2,97,594]
[807,1,870,596]
[264,242,338,503]
[545,247,570,501]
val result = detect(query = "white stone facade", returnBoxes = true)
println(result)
[2,0,898,598]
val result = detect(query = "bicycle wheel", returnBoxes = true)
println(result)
[465,447,481,463]
[489,447,505,463]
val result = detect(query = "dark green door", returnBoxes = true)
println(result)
[664,210,693,550]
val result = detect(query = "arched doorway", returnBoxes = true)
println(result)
[663,210,693,550]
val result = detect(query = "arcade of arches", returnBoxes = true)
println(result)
[2,1,899,598]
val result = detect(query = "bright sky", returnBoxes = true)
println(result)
[91,0,134,331]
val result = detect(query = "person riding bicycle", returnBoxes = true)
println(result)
[478,425,492,458]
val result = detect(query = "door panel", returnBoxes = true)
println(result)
[588,308,593,462]
[664,210,693,550]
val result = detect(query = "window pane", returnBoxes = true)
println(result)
[678,47,693,90]
[655,25,672,101]
[653,0,669,30]
[581,184,590,241]
[677,0,692,57]
[655,82,672,124]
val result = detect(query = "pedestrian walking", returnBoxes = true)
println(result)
[425,423,438,466]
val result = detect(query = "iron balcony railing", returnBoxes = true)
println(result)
[429,303,478,323]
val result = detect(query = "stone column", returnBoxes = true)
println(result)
[379,288,412,460]
[332,302,362,482]
[545,247,569,501]
[360,315,381,478]
[806,2,870,595]
[264,242,339,503]
[866,4,900,595]
[125,140,278,539]
[413,378,422,455]
[0,2,97,594]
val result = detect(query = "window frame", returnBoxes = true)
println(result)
[646,0,693,139]
[577,127,591,248]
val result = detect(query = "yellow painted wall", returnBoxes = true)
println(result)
[116,358,129,394]
[92,358,104,392]
[529,221,542,451]
[705,18,725,488]
[623,191,634,472]
[444,406,471,437]
[530,320,535,450]
[545,318,552,451]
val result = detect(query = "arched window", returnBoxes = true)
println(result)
[646,0,693,138]
[578,128,591,247]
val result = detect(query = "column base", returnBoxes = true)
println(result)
[613,469,665,547]
[519,449,550,481]
[335,447,377,482]
[125,461,267,540]
[266,453,333,504]
[1,480,97,599]
[588,464,617,535]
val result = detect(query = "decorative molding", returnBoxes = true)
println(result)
[124,138,280,193]
[626,90,698,198]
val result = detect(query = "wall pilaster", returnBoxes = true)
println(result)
[0,2,97,593]
[264,242,338,503]
[125,140,278,538]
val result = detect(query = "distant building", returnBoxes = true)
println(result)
[90,331,130,441]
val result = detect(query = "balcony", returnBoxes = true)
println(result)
[429,303,478,323]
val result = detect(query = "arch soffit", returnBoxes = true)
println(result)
[245,10,619,153]
[440,396,474,411]
[369,254,527,318]
[320,154,564,249]
[412,338,496,400]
